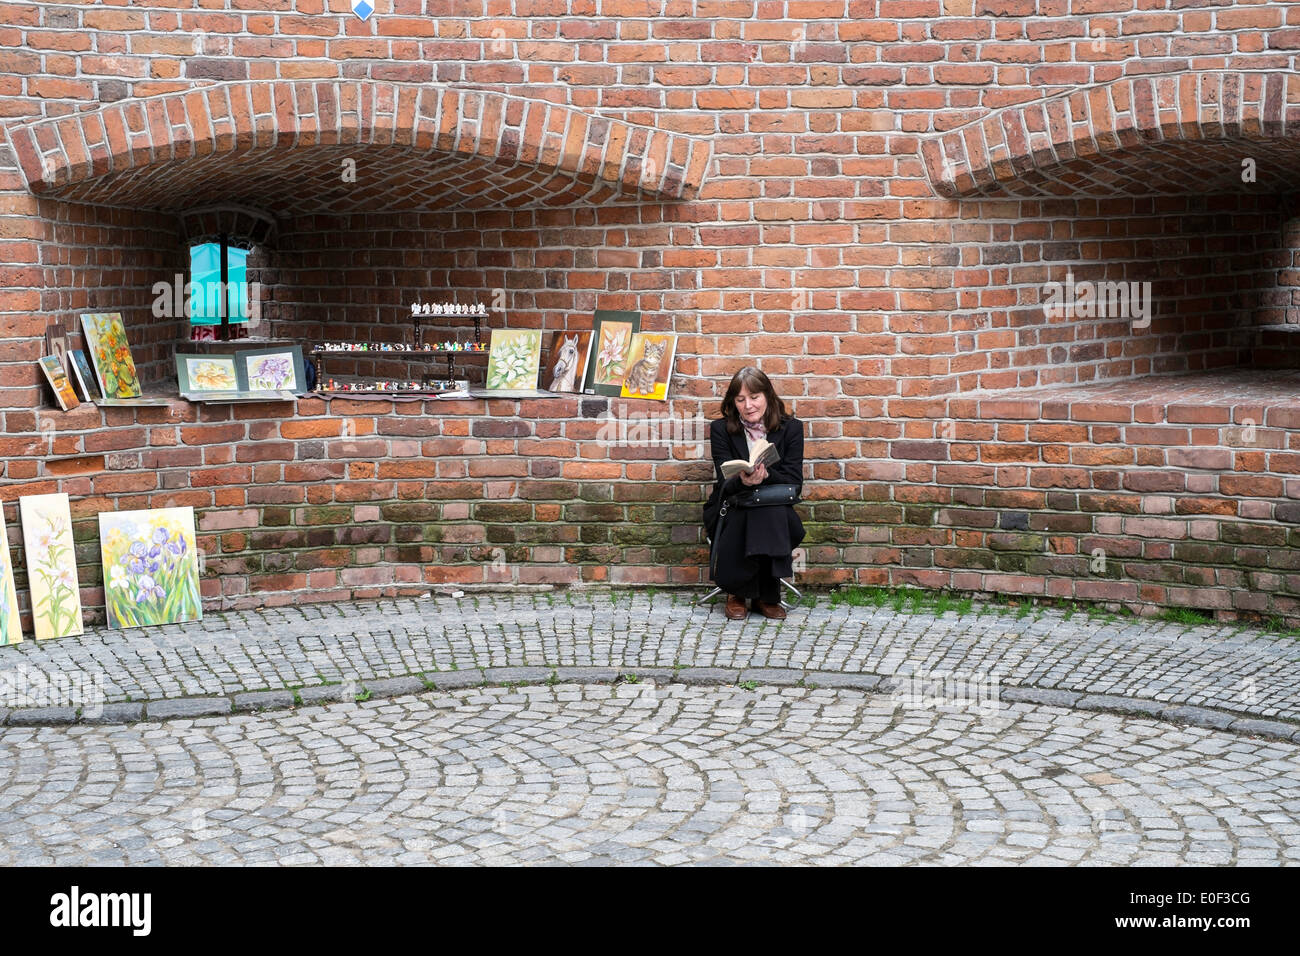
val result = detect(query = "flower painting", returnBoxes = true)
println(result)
[583,311,641,395]
[98,507,202,630]
[18,493,83,641]
[80,312,141,399]
[486,329,542,390]
[594,325,631,385]
[0,508,23,645]
[245,352,296,391]
[186,357,238,391]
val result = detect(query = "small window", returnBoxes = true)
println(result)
[189,238,252,336]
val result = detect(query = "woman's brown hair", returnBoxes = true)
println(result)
[720,366,789,435]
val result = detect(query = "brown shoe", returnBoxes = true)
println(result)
[753,599,787,620]
[724,593,748,620]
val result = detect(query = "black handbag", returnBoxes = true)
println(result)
[709,483,800,581]
[731,483,800,508]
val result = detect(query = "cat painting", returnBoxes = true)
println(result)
[622,338,666,396]
[548,334,580,392]
[618,332,676,401]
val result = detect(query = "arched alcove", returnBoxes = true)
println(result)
[4,80,714,388]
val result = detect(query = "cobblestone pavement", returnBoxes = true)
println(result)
[1,590,1297,728]
[1,685,1297,865]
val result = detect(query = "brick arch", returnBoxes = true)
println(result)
[921,71,1300,198]
[4,80,713,213]
[179,203,277,248]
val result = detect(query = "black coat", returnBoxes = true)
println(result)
[702,416,805,591]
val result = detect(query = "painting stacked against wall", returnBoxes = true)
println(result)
[99,507,202,629]
[619,332,677,401]
[0,498,202,646]
[68,350,100,403]
[17,493,83,641]
[80,312,141,401]
[485,329,544,391]
[482,312,677,400]
[0,509,23,646]
[38,318,93,411]
[38,355,80,411]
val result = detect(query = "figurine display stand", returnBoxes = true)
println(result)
[312,301,489,397]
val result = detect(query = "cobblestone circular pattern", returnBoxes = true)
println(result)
[2,685,1297,865]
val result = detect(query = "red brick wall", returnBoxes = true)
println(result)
[2,1,1300,625]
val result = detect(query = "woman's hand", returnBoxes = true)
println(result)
[740,462,767,486]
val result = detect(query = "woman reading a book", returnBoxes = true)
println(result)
[703,367,805,620]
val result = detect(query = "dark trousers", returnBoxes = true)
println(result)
[719,550,794,604]
[731,560,785,604]
[708,503,802,606]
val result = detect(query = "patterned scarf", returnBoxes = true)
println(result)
[741,414,767,444]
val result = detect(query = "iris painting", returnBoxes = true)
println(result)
[98,507,202,629]
[246,353,296,391]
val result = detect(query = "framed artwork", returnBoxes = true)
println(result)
[175,348,305,398]
[80,312,141,399]
[18,493,83,641]
[98,506,202,629]
[175,354,239,393]
[619,332,678,401]
[0,508,23,645]
[242,346,305,392]
[583,310,641,396]
[38,355,80,411]
[485,329,543,390]
[541,330,592,393]
[68,349,100,402]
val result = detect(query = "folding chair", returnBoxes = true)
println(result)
[696,527,803,610]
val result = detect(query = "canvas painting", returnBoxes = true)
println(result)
[542,330,592,393]
[242,347,303,392]
[179,356,238,392]
[99,506,202,630]
[18,493,83,641]
[38,355,80,411]
[80,312,141,399]
[584,310,642,396]
[486,329,543,390]
[619,332,677,401]
[0,508,23,646]
[68,349,100,402]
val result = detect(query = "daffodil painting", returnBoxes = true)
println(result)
[79,312,141,400]
[98,507,201,630]
[486,329,542,390]
[18,493,83,641]
[0,508,23,645]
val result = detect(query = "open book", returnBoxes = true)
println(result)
[720,438,780,480]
